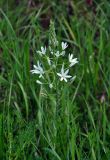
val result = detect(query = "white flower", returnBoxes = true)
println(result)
[51,51,54,55]
[60,50,65,56]
[37,46,46,56]
[55,51,65,57]
[57,64,72,82]
[62,42,68,50]
[30,61,44,78]
[55,51,60,57]
[49,83,53,88]
[69,54,78,67]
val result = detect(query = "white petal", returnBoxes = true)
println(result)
[55,51,60,57]
[37,61,40,67]
[60,77,64,81]
[65,69,69,75]
[37,51,42,56]
[71,58,78,63]
[41,46,44,53]
[33,65,38,69]
[36,80,42,84]
[65,75,72,78]
[30,70,40,74]
[61,51,65,56]
[57,73,62,77]
[41,46,46,54]
[49,84,53,88]
[62,42,68,50]
[64,78,67,82]
[71,76,76,81]
[39,74,43,78]
[69,61,78,67]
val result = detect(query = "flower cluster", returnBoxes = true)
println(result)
[30,41,78,88]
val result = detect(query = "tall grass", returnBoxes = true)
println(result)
[0,1,110,159]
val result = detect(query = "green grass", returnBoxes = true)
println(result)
[0,0,110,159]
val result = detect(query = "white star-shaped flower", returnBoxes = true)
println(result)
[55,51,60,57]
[69,54,78,67]
[55,50,65,57]
[49,83,53,88]
[57,64,71,82]
[37,46,46,56]
[30,61,44,78]
[60,50,65,56]
[62,42,68,50]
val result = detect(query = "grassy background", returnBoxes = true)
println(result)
[0,0,110,159]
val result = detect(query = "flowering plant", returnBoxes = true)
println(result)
[30,21,78,90]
